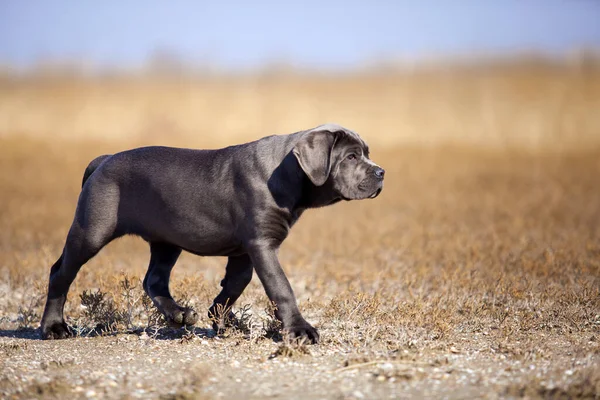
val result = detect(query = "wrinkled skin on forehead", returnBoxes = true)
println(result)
[329,131,383,200]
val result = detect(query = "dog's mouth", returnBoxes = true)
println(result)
[369,188,382,199]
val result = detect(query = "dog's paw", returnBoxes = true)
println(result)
[284,320,320,344]
[171,307,198,326]
[41,320,73,340]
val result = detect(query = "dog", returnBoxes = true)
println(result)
[40,124,385,342]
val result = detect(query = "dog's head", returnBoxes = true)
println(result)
[293,124,384,200]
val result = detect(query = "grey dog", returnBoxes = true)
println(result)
[40,124,385,342]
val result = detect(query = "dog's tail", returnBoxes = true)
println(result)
[82,154,112,188]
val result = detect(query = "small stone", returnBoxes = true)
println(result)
[380,363,394,371]
[85,390,96,398]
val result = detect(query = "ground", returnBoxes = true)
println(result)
[1,138,598,399]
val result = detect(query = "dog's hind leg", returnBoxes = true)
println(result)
[143,242,198,327]
[40,182,119,340]
[40,222,115,339]
[208,254,253,333]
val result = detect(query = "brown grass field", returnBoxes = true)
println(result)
[1,60,600,399]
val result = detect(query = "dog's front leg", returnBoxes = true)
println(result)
[247,242,319,343]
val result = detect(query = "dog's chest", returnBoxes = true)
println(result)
[255,207,304,245]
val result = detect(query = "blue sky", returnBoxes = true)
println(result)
[1,1,599,70]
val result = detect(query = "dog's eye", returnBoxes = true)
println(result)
[347,154,357,161]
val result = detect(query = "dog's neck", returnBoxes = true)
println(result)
[299,178,342,209]
[268,152,341,213]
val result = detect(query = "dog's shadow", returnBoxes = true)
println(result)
[0,326,216,341]
[0,325,288,343]
[142,326,216,340]
[0,328,41,340]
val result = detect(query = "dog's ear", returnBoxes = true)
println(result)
[293,129,338,186]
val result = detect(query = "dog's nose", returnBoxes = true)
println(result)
[374,167,385,179]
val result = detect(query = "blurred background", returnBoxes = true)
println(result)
[0,1,599,149]
[2,4,600,397]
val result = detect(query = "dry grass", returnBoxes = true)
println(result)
[1,59,600,150]
[1,61,599,398]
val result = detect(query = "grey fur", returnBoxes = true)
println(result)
[40,124,385,342]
